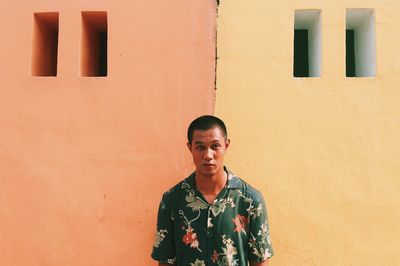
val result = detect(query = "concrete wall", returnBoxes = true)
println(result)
[216,0,400,265]
[0,0,216,265]
[2,0,400,265]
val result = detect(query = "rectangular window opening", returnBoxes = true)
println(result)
[294,29,309,77]
[31,12,59,76]
[293,10,321,78]
[346,30,356,77]
[81,11,108,77]
[346,9,376,77]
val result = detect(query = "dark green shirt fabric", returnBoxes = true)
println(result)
[151,167,273,266]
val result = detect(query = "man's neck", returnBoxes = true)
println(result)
[194,169,227,201]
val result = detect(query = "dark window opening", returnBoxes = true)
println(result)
[31,12,59,76]
[346,30,356,77]
[293,29,309,77]
[98,31,108,76]
[81,11,108,77]
[346,9,376,77]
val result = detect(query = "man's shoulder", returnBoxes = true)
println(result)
[231,171,265,203]
[161,172,195,199]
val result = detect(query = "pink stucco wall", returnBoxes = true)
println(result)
[0,0,216,265]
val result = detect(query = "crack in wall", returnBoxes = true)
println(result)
[213,0,220,111]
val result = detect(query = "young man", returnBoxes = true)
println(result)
[152,115,273,266]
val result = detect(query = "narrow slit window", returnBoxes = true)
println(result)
[31,12,59,76]
[346,30,356,77]
[81,11,108,77]
[293,10,321,77]
[346,9,376,77]
[294,29,309,77]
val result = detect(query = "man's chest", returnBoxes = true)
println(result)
[172,190,251,244]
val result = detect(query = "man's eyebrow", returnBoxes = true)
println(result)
[193,141,204,145]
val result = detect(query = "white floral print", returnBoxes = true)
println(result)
[190,258,206,266]
[153,229,168,248]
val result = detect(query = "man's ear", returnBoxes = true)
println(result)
[187,142,192,152]
[225,139,231,150]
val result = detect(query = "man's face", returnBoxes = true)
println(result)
[187,127,230,178]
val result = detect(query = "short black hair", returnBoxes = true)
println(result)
[187,115,227,144]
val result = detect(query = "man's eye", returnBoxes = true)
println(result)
[212,144,221,150]
[196,146,205,151]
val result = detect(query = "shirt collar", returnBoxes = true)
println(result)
[225,166,241,189]
[183,166,241,190]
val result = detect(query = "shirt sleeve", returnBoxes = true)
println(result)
[151,191,176,264]
[247,190,274,262]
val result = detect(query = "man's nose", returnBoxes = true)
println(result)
[204,148,213,160]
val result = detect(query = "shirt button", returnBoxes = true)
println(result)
[207,230,212,237]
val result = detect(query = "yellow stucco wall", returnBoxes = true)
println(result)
[216,0,400,265]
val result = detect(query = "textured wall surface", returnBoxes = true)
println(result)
[216,0,400,265]
[2,0,400,265]
[0,0,216,265]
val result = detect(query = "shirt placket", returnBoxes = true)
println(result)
[193,193,212,265]
[201,189,229,266]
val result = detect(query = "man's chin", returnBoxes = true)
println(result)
[197,166,219,177]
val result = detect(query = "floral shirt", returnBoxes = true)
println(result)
[151,167,273,265]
